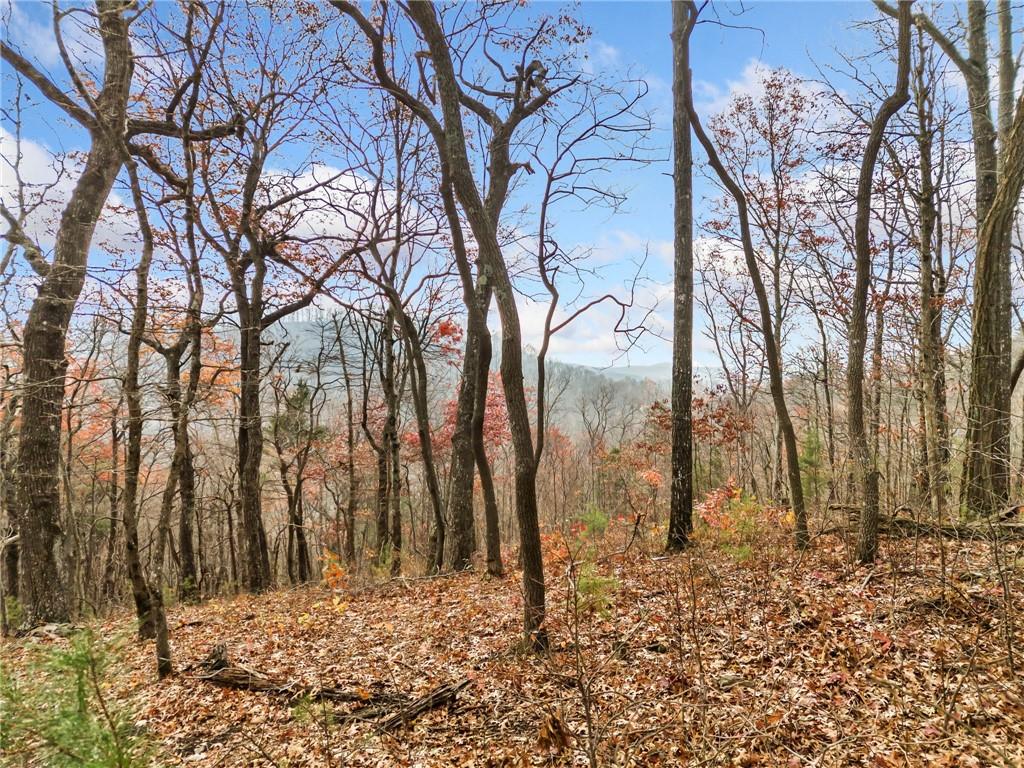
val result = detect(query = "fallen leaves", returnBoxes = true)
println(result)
[3,533,1022,766]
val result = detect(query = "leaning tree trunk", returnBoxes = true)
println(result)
[403,1,546,647]
[7,1,135,625]
[679,0,809,549]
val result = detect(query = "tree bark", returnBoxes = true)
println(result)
[404,2,545,644]
[337,328,358,564]
[237,317,271,590]
[956,1,1009,516]
[667,0,694,551]
[3,1,135,625]
[472,321,504,577]
[851,0,910,564]
[101,412,120,602]
[2,394,20,603]
[448,318,481,571]
[178,434,199,599]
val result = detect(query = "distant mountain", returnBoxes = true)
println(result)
[588,362,673,384]
[268,319,724,436]
[583,362,723,387]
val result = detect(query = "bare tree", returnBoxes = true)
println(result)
[679,0,809,548]
[850,0,911,564]
[0,0,137,624]
[876,0,1023,516]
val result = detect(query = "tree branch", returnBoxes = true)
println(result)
[0,203,50,277]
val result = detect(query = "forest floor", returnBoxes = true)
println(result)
[5,527,1024,767]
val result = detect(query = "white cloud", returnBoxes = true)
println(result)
[591,228,673,267]
[1,0,103,70]
[1,0,60,67]
[0,127,136,267]
[593,41,620,66]
[693,59,826,119]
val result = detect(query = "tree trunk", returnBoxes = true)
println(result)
[7,1,135,625]
[960,0,1010,517]
[442,159,499,574]
[295,482,311,582]
[403,1,546,647]
[374,441,390,561]
[389,436,402,577]
[339,333,358,564]
[380,312,400,570]
[238,319,271,590]
[101,413,120,602]
[667,0,694,551]
[473,322,503,577]
[680,1,809,549]
[914,40,950,534]
[399,316,446,573]
[851,0,910,563]
[178,435,199,599]
[448,319,481,571]
[2,402,20,602]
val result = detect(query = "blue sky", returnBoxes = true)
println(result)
[534,1,873,369]
[2,1,881,369]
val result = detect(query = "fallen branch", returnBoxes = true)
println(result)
[822,507,1024,541]
[377,679,469,731]
[192,646,468,730]
[197,664,382,703]
[883,517,1024,540]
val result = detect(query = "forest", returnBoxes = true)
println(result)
[1,0,1023,765]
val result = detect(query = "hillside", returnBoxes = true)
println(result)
[4,528,1021,767]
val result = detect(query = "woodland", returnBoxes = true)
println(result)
[1,0,1023,766]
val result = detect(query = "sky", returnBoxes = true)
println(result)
[1,1,882,370]
[539,1,873,370]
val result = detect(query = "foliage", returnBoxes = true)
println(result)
[575,505,610,539]
[572,562,619,618]
[320,550,348,591]
[0,631,152,767]
[697,479,789,556]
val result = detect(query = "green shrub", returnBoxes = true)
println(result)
[577,505,610,539]
[574,562,618,617]
[3,596,23,629]
[698,481,789,558]
[0,630,153,767]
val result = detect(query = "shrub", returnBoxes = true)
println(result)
[697,479,787,556]
[320,549,348,590]
[574,562,619,617]
[577,505,610,539]
[0,630,153,767]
